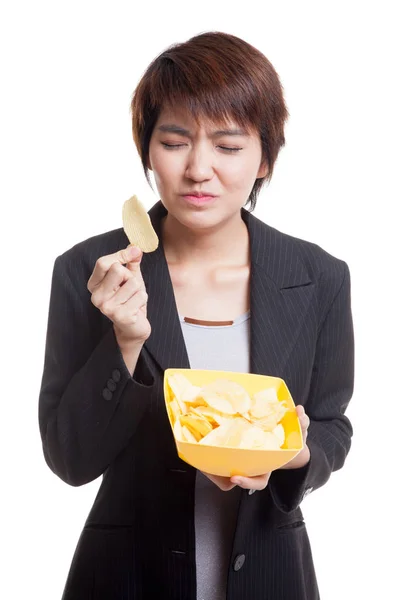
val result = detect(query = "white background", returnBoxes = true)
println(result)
[1,1,398,598]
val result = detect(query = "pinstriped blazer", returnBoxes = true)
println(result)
[38,200,354,600]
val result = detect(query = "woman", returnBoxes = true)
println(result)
[39,31,354,600]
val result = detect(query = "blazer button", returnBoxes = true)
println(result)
[112,369,121,383]
[102,388,113,401]
[107,378,117,392]
[233,554,246,572]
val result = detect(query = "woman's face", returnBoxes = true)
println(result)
[148,105,268,230]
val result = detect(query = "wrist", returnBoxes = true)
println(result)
[281,444,310,470]
[113,327,146,351]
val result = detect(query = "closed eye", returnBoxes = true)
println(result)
[161,143,242,153]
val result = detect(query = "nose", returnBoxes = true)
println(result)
[185,144,214,182]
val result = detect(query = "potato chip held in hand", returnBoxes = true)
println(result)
[122,194,159,252]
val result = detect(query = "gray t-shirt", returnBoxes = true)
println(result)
[178,311,251,600]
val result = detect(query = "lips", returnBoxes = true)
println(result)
[182,191,216,198]
[182,194,217,206]
[184,195,215,200]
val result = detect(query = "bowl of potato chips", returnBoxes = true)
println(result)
[164,369,303,477]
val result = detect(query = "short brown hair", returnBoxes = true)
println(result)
[130,31,289,212]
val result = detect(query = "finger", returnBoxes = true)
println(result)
[111,289,149,324]
[302,414,310,431]
[126,247,146,291]
[126,246,143,267]
[101,281,148,323]
[87,245,142,292]
[201,472,236,492]
[90,263,134,307]
[113,275,144,305]
[126,259,145,290]
[300,414,310,433]
[126,244,143,265]
[295,406,310,447]
[230,473,270,490]
[296,406,310,431]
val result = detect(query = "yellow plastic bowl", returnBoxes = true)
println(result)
[164,368,303,477]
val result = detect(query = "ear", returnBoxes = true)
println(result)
[257,159,268,179]
[146,156,153,171]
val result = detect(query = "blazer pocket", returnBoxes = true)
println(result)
[276,520,306,532]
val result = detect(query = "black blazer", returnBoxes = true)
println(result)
[38,200,354,600]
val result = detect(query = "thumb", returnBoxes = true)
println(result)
[296,405,310,442]
[126,245,144,279]
[126,244,143,263]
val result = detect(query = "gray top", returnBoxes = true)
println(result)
[178,311,251,600]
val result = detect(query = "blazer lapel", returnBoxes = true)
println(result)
[140,201,190,371]
[140,201,315,378]
[247,214,315,378]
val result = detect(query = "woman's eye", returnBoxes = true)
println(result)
[161,143,242,153]
[161,143,185,149]
[219,146,242,153]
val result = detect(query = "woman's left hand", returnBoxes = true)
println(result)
[280,405,310,470]
[201,405,310,491]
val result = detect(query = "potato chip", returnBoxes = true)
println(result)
[198,421,235,447]
[192,406,231,426]
[122,195,159,253]
[239,426,282,450]
[165,372,288,451]
[251,413,285,433]
[173,419,183,440]
[174,395,188,416]
[238,425,269,449]
[181,425,198,443]
[180,415,213,439]
[262,432,283,450]
[183,388,205,406]
[169,399,181,424]
[168,373,197,402]
[180,421,202,442]
[272,424,285,446]
[199,419,250,447]
[250,388,288,430]
[250,387,279,418]
[199,379,251,415]
[167,373,194,414]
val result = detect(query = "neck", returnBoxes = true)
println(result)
[161,210,249,267]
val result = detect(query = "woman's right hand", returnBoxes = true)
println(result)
[87,244,151,347]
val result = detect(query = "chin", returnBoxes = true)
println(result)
[178,210,219,225]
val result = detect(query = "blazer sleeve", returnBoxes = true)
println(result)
[268,260,354,513]
[38,253,155,487]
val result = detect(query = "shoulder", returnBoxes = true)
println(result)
[253,212,348,276]
[278,225,348,284]
[54,227,128,280]
[249,212,350,310]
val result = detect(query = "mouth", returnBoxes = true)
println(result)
[181,194,217,206]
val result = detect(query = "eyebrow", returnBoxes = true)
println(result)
[156,124,250,138]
